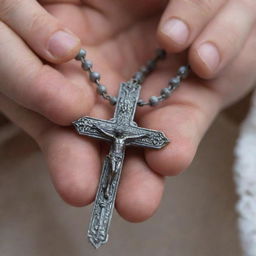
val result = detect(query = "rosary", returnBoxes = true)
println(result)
[73,48,190,248]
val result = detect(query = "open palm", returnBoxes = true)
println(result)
[0,0,255,222]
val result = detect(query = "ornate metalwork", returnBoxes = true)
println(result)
[73,80,169,248]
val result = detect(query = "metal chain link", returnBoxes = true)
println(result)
[75,49,190,107]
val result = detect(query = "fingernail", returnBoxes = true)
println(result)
[197,42,220,72]
[48,30,80,58]
[161,18,189,45]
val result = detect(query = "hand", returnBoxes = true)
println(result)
[158,0,256,79]
[0,0,255,223]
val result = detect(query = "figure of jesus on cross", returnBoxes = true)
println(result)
[93,124,149,199]
[73,79,169,248]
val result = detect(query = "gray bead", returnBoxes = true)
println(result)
[90,72,101,82]
[109,96,117,105]
[156,49,167,59]
[177,65,190,79]
[169,76,181,88]
[97,84,107,95]
[140,66,149,74]
[133,72,144,83]
[137,99,145,107]
[82,59,93,70]
[75,49,86,60]
[161,88,171,98]
[149,96,159,106]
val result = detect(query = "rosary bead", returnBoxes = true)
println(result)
[75,47,188,108]
[140,66,149,74]
[75,49,86,60]
[177,65,190,79]
[90,71,101,82]
[109,96,117,105]
[161,88,171,98]
[137,99,145,106]
[169,76,181,88]
[97,84,107,95]
[156,49,167,59]
[82,59,93,70]
[149,96,159,106]
[133,72,144,83]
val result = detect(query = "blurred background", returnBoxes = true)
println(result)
[0,97,250,256]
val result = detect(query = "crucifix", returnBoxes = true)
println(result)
[73,79,169,248]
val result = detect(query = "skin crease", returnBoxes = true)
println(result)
[0,0,256,223]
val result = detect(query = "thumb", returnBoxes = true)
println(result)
[157,0,223,53]
[0,0,81,63]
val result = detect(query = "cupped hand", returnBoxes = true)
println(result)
[0,0,255,223]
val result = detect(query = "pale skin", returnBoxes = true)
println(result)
[0,0,256,222]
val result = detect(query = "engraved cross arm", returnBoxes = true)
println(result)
[125,126,169,149]
[73,117,116,142]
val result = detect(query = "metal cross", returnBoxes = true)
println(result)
[73,79,169,249]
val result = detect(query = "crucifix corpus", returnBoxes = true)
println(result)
[72,48,190,248]
[73,80,169,248]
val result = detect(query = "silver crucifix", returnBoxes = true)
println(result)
[73,79,169,249]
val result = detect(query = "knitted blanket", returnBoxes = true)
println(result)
[235,90,256,256]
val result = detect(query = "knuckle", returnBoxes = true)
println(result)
[184,0,217,16]
[28,12,52,34]
[0,0,22,19]
[0,20,6,35]
[240,0,256,11]
[225,31,240,48]
[27,66,81,126]
[28,66,58,115]
[216,23,241,51]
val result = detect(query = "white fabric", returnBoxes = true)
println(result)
[234,90,256,256]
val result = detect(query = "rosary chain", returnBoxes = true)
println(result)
[75,49,190,107]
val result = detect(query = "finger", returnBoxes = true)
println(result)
[0,93,165,221]
[0,0,81,63]
[116,150,164,222]
[88,98,165,223]
[0,93,100,206]
[140,33,256,177]
[139,79,222,176]
[158,0,225,52]
[189,0,256,78]
[39,0,80,3]
[0,21,94,125]
[39,127,101,206]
